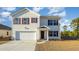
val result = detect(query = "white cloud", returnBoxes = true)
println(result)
[48,7,64,14]
[0,7,15,22]
[0,11,12,23]
[2,7,16,11]
[0,7,16,24]
[60,18,72,31]
[52,11,66,17]
[60,19,70,26]
[1,12,11,17]
[48,7,66,17]
[0,18,6,24]
[32,7,44,13]
[8,16,13,21]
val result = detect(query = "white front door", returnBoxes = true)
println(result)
[20,31,36,40]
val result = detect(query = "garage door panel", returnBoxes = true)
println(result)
[20,32,36,40]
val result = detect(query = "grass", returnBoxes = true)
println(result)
[35,40,79,51]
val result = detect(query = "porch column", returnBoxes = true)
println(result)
[47,30,49,41]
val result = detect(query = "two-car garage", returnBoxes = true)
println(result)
[16,31,36,40]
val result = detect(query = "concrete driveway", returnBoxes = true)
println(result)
[0,40,36,51]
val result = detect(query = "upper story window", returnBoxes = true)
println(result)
[31,18,38,23]
[48,20,54,25]
[54,20,58,25]
[48,20,58,26]
[13,18,21,24]
[22,18,29,24]
[49,31,58,37]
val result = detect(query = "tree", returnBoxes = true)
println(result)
[70,18,79,38]
[63,25,67,31]
[69,31,75,37]
[62,25,69,36]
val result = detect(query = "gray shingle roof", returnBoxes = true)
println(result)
[0,24,11,30]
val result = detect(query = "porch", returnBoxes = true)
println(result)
[39,26,50,41]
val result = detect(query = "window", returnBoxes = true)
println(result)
[48,20,58,26]
[31,18,38,23]
[48,20,54,25]
[22,18,29,24]
[49,31,53,36]
[49,31,58,37]
[7,32,9,35]
[13,18,21,24]
[54,20,58,25]
[54,31,58,36]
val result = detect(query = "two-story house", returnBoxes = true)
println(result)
[11,8,61,41]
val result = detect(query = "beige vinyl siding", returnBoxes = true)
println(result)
[0,30,11,37]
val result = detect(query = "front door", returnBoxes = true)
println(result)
[41,31,44,39]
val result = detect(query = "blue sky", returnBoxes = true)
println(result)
[0,7,79,31]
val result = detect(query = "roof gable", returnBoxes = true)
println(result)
[11,8,40,17]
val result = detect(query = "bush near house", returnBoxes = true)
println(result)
[61,31,77,40]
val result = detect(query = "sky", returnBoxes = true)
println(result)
[0,7,79,31]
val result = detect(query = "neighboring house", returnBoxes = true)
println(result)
[0,24,11,37]
[11,8,61,41]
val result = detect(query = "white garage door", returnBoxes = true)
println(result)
[20,31,36,40]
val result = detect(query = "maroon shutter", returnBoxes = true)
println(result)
[21,18,23,24]
[19,18,20,24]
[36,18,38,23]
[28,18,29,24]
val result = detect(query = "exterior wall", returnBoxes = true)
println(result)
[12,10,40,40]
[0,30,11,37]
[40,18,61,39]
